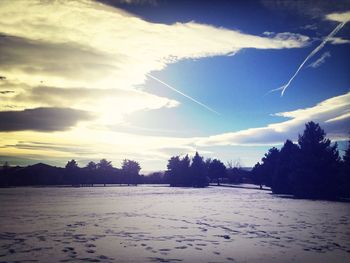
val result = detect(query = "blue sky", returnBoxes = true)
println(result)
[0,0,349,171]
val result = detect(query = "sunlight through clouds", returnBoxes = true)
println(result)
[0,0,348,170]
[0,0,310,117]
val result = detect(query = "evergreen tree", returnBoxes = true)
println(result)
[271,140,299,194]
[260,147,280,187]
[294,122,340,198]
[97,159,112,171]
[86,161,97,171]
[208,159,226,185]
[122,159,141,185]
[180,155,191,186]
[339,139,350,197]
[251,162,263,189]
[343,139,350,166]
[85,161,97,186]
[0,162,10,186]
[65,159,78,170]
[167,156,182,187]
[190,152,208,187]
[65,159,79,185]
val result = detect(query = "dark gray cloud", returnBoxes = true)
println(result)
[0,90,14,94]
[4,141,93,156]
[15,86,117,104]
[0,35,122,81]
[0,107,94,132]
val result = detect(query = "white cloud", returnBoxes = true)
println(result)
[1,92,349,170]
[0,0,309,119]
[326,11,350,23]
[195,92,350,146]
[325,111,350,122]
[0,0,332,170]
[268,32,309,45]
[301,24,318,31]
[308,51,331,68]
[262,31,274,36]
[329,37,350,44]
[262,31,309,45]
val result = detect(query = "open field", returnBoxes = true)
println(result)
[0,185,350,262]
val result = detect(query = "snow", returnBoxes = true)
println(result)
[0,185,349,262]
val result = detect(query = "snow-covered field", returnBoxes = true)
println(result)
[0,186,349,262]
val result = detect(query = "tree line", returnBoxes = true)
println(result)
[0,159,141,187]
[251,121,350,199]
[0,154,250,187]
[165,152,250,187]
[1,121,349,200]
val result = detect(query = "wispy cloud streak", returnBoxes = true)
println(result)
[270,21,346,96]
[308,51,331,68]
[146,74,220,115]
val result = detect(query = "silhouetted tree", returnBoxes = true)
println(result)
[251,162,263,189]
[3,161,9,170]
[293,122,340,198]
[86,161,97,170]
[167,153,208,187]
[65,159,80,185]
[85,161,97,186]
[344,140,350,164]
[208,159,226,185]
[65,159,78,170]
[122,159,141,185]
[167,156,182,187]
[190,152,208,187]
[271,140,299,194]
[180,155,191,186]
[97,159,112,171]
[167,155,192,187]
[0,162,10,186]
[253,147,279,188]
[339,139,350,197]
[97,159,113,186]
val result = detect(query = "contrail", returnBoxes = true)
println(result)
[269,21,346,96]
[146,73,220,115]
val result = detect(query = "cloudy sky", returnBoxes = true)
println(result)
[0,0,349,171]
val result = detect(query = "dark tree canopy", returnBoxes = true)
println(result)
[97,159,113,171]
[208,159,226,186]
[122,159,141,185]
[272,140,299,194]
[253,122,345,199]
[343,139,350,165]
[190,152,208,187]
[167,155,193,187]
[294,122,340,198]
[65,159,78,170]
[252,147,279,188]
[339,139,350,197]
[86,161,97,171]
[167,152,209,187]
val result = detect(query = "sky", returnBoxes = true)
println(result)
[0,0,349,172]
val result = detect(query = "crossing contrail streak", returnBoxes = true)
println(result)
[146,73,220,115]
[269,21,346,96]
